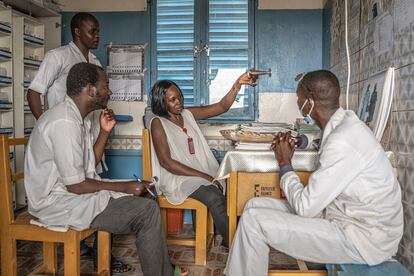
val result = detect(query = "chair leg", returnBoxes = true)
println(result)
[161,208,168,239]
[43,242,57,274]
[207,212,214,247]
[97,231,111,275]
[63,232,80,276]
[207,212,214,236]
[1,235,17,276]
[194,205,207,266]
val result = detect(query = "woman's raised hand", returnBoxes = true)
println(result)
[235,72,258,89]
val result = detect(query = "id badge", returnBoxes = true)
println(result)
[187,137,195,154]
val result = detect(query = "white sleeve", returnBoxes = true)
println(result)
[49,119,86,185]
[280,140,364,218]
[28,51,62,95]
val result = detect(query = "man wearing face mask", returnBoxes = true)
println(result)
[225,70,403,276]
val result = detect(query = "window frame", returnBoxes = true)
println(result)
[149,0,257,122]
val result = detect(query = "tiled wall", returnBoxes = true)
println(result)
[325,0,414,272]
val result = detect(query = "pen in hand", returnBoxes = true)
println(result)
[133,174,157,198]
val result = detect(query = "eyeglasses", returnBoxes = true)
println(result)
[294,72,307,82]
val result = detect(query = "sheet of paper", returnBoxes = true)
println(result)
[109,77,142,101]
[109,51,143,73]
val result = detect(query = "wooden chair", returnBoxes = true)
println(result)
[227,172,327,276]
[0,134,111,276]
[142,128,214,265]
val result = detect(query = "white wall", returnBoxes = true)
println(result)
[57,0,147,12]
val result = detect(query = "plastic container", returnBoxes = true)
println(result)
[167,209,184,234]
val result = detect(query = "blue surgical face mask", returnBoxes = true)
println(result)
[300,99,315,125]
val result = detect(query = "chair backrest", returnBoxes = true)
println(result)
[142,129,153,180]
[0,135,29,227]
[143,107,155,129]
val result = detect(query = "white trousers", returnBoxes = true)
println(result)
[225,197,364,276]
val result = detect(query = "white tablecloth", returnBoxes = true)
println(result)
[215,149,396,180]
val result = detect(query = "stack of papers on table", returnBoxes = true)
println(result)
[235,142,272,151]
[240,123,296,136]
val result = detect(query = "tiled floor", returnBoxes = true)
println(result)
[16,225,325,275]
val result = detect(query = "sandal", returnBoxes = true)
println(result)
[111,259,133,274]
[173,264,188,276]
[93,257,133,274]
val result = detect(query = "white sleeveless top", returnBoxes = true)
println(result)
[150,109,219,205]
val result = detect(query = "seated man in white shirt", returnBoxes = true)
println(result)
[225,70,403,276]
[26,12,125,270]
[24,63,178,276]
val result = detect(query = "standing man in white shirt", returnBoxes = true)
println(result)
[225,70,403,276]
[27,13,104,171]
[24,63,179,276]
[27,12,101,117]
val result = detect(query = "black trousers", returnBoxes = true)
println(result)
[189,185,229,247]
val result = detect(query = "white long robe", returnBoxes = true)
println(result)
[225,108,403,276]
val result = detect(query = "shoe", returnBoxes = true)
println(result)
[111,259,133,275]
[93,256,133,275]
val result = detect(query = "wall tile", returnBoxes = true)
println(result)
[359,44,375,80]
[329,0,414,271]
[393,65,414,111]
[394,22,414,68]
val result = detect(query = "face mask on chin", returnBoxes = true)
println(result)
[300,99,316,125]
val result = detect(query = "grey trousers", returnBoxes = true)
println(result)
[189,184,229,247]
[91,196,173,276]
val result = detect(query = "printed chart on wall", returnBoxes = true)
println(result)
[357,67,395,141]
[106,44,146,101]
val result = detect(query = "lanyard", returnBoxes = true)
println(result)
[182,127,195,154]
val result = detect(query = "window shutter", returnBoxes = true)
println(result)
[156,0,196,105]
[208,0,249,71]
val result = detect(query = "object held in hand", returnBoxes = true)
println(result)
[247,68,272,78]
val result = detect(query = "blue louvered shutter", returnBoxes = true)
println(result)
[156,0,196,105]
[155,0,254,119]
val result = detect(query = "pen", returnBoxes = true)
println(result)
[133,174,157,198]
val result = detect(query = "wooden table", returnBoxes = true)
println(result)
[215,149,319,246]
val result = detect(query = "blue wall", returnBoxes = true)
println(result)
[322,1,332,69]
[255,9,323,92]
[61,12,150,91]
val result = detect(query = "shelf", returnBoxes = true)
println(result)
[24,39,44,48]
[24,34,44,45]
[0,82,12,87]
[0,56,11,62]
[3,0,60,17]
[0,29,11,37]
[24,63,40,69]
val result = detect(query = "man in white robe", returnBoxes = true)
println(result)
[225,70,403,276]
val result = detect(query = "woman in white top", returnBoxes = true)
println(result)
[150,73,256,247]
